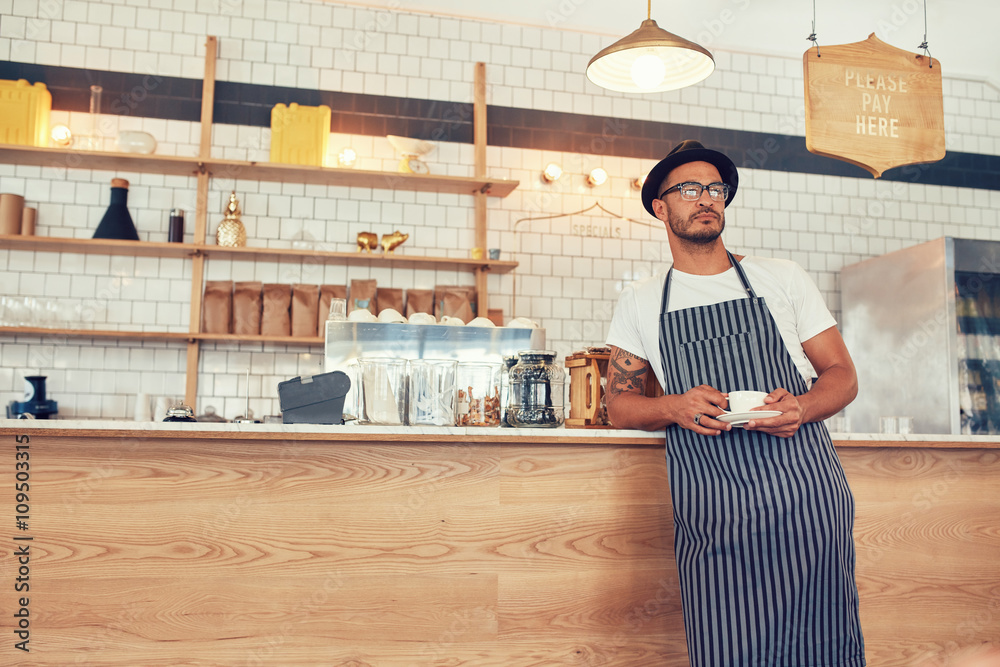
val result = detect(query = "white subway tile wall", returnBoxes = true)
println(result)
[2,0,999,419]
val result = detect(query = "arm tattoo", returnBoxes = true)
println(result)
[608,347,649,396]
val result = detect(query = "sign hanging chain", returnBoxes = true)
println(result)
[807,0,820,56]
[917,0,933,67]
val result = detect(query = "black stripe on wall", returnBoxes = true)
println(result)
[2,62,997,191]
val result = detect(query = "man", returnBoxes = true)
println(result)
[605,140,865,666]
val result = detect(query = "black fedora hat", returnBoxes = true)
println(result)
[641,140,739,216]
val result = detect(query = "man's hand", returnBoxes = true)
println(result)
[742,388,802,438]
[605,346,730,435]
[672,384,731,435]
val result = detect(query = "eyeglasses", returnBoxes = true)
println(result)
[659,181,729,202]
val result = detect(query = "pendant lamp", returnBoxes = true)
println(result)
[586,1,715,93]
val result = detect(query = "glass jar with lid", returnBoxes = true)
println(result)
[507,350,565,428]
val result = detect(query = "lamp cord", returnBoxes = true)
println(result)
[807,0,820,56]
[918,0,933,68]
[647,0,651,20]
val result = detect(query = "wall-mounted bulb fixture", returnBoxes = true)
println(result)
[51,124,73,148]
[632,174,646,190]
[338,147,357,167]
[587,168,608,187]
[541,163,563,183]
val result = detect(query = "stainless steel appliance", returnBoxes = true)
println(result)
[841,237,1000,434]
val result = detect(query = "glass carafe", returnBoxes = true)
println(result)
[507,350,565,427]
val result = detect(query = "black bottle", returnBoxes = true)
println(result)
[168,208,184,242]
[93,178,139,240]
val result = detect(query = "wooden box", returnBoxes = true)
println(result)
[566,348,663,428]
[565,350,663,429]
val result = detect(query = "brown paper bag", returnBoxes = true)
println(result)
[262,283,291,336]
[377,287,404,315]
[435,285,477,323]
[291,284,319,338]
[350,279,377,314]
[405,289,434,317]
[318,284,348,336]
[232,281,262,335]
[487,308,504,327]
[202,281,233,334]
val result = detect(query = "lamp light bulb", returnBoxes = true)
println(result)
[631,53,667,90]
[51,124,73,148]
[542,163,563,183]
[338,147,357,167]
[587,168,608,187]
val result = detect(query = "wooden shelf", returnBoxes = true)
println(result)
[195,332,323,346]
[0,326,326,347]
[201,244,519,272]
[0,326,193,341]
[0,144,201,177]
[1,235,519,273]
[0,234,197,258]
[203,158,518,197]
[0,144,519,198]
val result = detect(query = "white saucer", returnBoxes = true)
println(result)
[716,410,782,426]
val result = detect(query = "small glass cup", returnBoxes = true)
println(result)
[358,358,408,425]
[327,298,347,321]
[897,416,913,435]
[408,359,458,426]
[879,416,898,435]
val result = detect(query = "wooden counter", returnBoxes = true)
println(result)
[1,422,997,665]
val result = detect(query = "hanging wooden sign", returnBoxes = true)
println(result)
[803,33,944,177]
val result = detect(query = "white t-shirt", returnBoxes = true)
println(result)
[605,256,837,392]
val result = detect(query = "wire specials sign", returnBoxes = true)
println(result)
[803,33,945,177]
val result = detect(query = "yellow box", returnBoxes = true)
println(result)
[0,79,51,147]
[269,103,331,166]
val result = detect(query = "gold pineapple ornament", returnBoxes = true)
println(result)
[215,191,247,247]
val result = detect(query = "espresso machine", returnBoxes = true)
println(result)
[6,376,58,419]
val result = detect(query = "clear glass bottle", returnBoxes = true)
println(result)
[81,84,103,151]
[507,350,565,428]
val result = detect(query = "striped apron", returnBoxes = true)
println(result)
[658,253,865,667]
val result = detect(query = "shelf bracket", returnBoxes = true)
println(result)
[478,182,493,194]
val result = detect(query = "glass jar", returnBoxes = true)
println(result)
[507,350,565,428]
[456,362,502,426]
[408,359,458,426]
[358,358,408,425]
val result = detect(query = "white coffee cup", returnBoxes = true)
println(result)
[728,390,768,413]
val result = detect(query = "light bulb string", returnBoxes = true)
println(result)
[807,0,821,57]
[918,0,933,68]
[647,0,651,20]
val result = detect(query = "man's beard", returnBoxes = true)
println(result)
[668,209,725,244]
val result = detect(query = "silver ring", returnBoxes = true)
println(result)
[694,413,703,425]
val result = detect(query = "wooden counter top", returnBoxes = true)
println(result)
[3,418,999,448]
[0,424,996,665]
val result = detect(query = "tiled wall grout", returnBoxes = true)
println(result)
[1,0,999,418]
